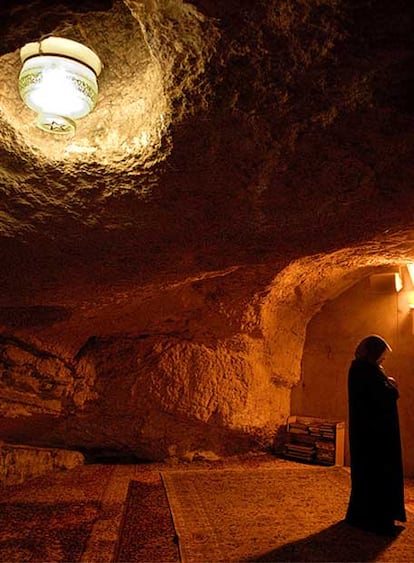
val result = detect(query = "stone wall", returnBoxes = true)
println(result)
[0,443,84,485]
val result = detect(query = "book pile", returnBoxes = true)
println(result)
[284,417,339,465]
[319,423,335,440]
[284,442,315,462]
[288,421,309,435]
[308,424,322,437]
[315,440,335,465]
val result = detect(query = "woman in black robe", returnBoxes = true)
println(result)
[345,335,406,536]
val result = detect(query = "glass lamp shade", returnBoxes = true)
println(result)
[19,37,102,134]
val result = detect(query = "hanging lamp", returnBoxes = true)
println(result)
[19,36,102,135]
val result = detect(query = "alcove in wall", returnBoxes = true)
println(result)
[290,266,414,477]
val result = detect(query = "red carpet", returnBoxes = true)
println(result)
[114,478,180,562]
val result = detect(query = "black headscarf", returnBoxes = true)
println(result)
[354,335,392,364]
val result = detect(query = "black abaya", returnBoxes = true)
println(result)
[346,358,406,534]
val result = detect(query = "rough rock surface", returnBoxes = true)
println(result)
[0,443,84,484]
[1,0,414,461]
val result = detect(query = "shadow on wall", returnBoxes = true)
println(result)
[0,306,72,328]
[0,407,266,463]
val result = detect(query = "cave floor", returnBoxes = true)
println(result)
[1,453,413,562]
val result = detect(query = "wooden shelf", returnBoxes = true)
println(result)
[284,415,345,466]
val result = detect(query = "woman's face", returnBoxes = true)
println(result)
[377,350,388,365]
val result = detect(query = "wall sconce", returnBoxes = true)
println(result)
[406,291,414,334]
[408,290,414,310]
[395,272,403,292]
[19,37,102,135]
[407,263,414,286]
[369,272,403,293]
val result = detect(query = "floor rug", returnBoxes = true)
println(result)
[0,499,101,562]
[114,479,180,562]
[161,465,414,562]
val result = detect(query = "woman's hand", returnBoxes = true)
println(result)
[388,376,397,386]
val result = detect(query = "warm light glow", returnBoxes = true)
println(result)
[19,37,102,134]
[395,272,403,292]
[407,263,414,286]
[408,290,414,310]
[369,272,403,293]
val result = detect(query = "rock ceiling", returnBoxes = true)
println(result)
[1,0,414,346]
[2,0,414,458]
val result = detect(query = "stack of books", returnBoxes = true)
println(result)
[308,425,322,437]
[315,440,335,465]
[284,442,315,462]
[288,421,309,435]
[284,416,339,466]
[319,423,335,440]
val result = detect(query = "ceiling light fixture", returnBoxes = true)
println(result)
[19,37,102,135]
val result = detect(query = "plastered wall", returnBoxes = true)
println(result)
[291,268,414,477]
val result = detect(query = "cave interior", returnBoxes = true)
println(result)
[1,0,414,480]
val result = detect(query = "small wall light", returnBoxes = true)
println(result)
[407,263,414,286]
[395,272,403,292]
[19,37,102,135]
[369,272,403,293]
[408,290,414,310]
[406,291,414,334]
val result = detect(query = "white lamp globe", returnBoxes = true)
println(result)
[19,37,102,134]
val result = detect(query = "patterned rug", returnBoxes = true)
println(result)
[161,465,414,562]
[0,464,117,563]
[114,479,180,563]
[0,499,101,562]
